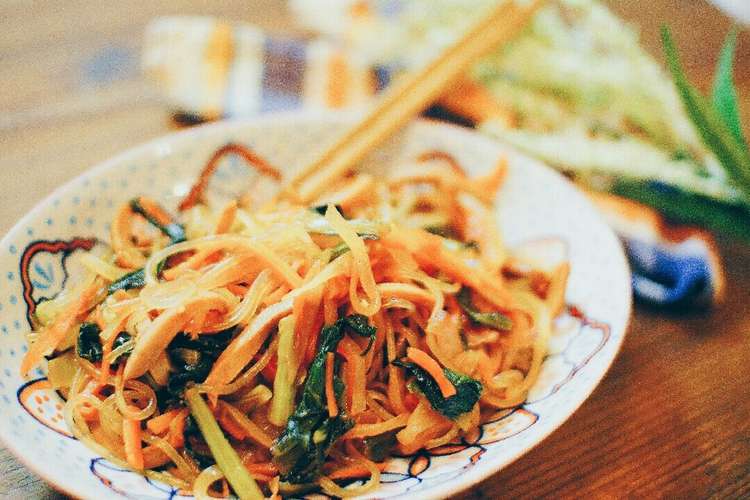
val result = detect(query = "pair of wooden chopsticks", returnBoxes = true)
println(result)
[284,0,545,203]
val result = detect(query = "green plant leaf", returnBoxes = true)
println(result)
[712,27,746,148]
[129,198,186,244]
[270,314,377,484]
[612,179,750,242]
[185,389,264,500]
[455,287,513,331]
[661,26,750,200]
[393,360,482,420]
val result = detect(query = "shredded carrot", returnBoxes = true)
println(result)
[387,365,407,415]
[377,282,437,307]
[325,352,338,418]
[136,196,173,226]
[226,283,249,296]
[340,348,355,414]
[263,284,291,305]
[163,249,193,269]
[406,347,456,398]
[162,248,221,281]
[204,297,293,388]
[323,287,340,326]
[111,204,147,268]
[382,227,515,310]
[123,415,144,470]
[219,402,275,448]
[338,337,367,415]
[417,150,467,177]
[146,409,182,435]
[216,405,247,441]
[343,413,409,439]
[244,462,278,477]
[21,280,100,376]
[437,77,515,126]
[293,287,324,366]
[304,310,324,365]
[479,156,508,195]
[142,445,171,469]
[167,409,188,449]
[178,143,282,211]
[214,200,238,234]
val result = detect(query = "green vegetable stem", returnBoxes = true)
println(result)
[662,26,750,201]
[270,314,377,485]
[185,388,263,500]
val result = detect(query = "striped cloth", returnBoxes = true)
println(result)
[142,15,725,308]
[143,17,381,119]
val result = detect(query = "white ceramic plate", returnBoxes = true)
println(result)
[0,112,631,499]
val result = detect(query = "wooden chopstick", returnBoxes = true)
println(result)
[285,0,545,203]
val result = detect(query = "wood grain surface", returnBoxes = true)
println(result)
[1,1,749,498]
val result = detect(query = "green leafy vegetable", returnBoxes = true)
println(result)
[393,360,482,420]
[107,199,186,295]
[76,324,132,364]
[436,234,480,253]
[304,216,381,240]
[271,314,377,484]
[425,225,458,239]
[425,227,480,252]
[107,260,168,295]
[162,328,235,404]
[661,26,750,200]
[110,332,133,363]
[463,240,480,251]
[711,27,746,149]
[364,430,398,462]
[311,204,344,216]
[328,242,350,261]
[107,268,146,295]
[76,323,103,362]
[185,388,264,500]
[341,314,377,355]
[129,198,186,244]
[456,287,513,331]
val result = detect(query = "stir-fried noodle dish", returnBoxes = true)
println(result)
[22,144,569,498]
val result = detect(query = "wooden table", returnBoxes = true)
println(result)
[1,1,749,498]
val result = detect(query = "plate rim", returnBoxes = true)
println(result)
[0,109,632,500]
